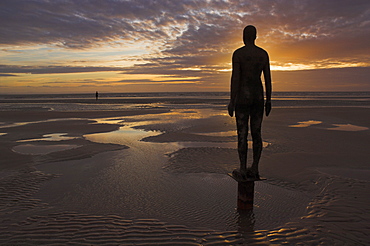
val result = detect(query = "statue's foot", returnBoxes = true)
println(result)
[232,169,247,180]
[247,169,260,180]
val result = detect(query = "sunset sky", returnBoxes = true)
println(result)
[1,0,369,94]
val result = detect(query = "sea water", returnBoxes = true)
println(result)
[0,91,369,111]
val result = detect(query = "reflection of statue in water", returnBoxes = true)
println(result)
[228,25,272,180]
[237,210,255,235]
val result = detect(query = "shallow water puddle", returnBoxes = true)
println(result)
[0,118,85,129]
[170,141,237,149]
[289,120,322,128]
[18,133,77,142]
[84,125,161,147]
[90,118,125,125]
[194,130,237,137]
[84,125,237,150]
[13,144,81,155]
[85,126,270,150]
[327,124,368,131]
[289,120,368,132]
[86,113,270,150]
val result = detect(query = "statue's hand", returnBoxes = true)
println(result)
[265,101,271,117]
[228,102,234,117]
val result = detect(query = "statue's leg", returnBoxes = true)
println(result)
[235,105,250,173]
[250,101,264,176]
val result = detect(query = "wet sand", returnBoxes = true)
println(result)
[0,106,369,245]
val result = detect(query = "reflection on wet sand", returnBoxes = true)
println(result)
[2,106,368,244]
[80,108,308,232]
[237,210,255,234]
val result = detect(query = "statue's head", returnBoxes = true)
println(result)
[243,25,257,44]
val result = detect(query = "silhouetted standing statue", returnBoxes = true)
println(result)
[228,25,272,180]
[96,91,99,101]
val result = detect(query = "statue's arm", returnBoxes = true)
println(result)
[263,53,272,116]
[229,52,240,117]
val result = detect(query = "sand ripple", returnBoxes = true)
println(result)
[278,173,370,245]
[0,168,58,218]
[0,169,320,245]
[1,212,321,245]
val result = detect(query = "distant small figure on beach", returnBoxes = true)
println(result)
[228,25,272,180]
[96,91,99,100]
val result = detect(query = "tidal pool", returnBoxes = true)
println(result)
[328,124,368,131]
[289,120,322,128]
[18,133,77,142]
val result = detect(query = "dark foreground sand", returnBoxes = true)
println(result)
[0,106,369,245]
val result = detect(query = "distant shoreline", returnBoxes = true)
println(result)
[1,91,370,96]
[1,91,369,109]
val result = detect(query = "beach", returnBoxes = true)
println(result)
[0,93,369,245]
